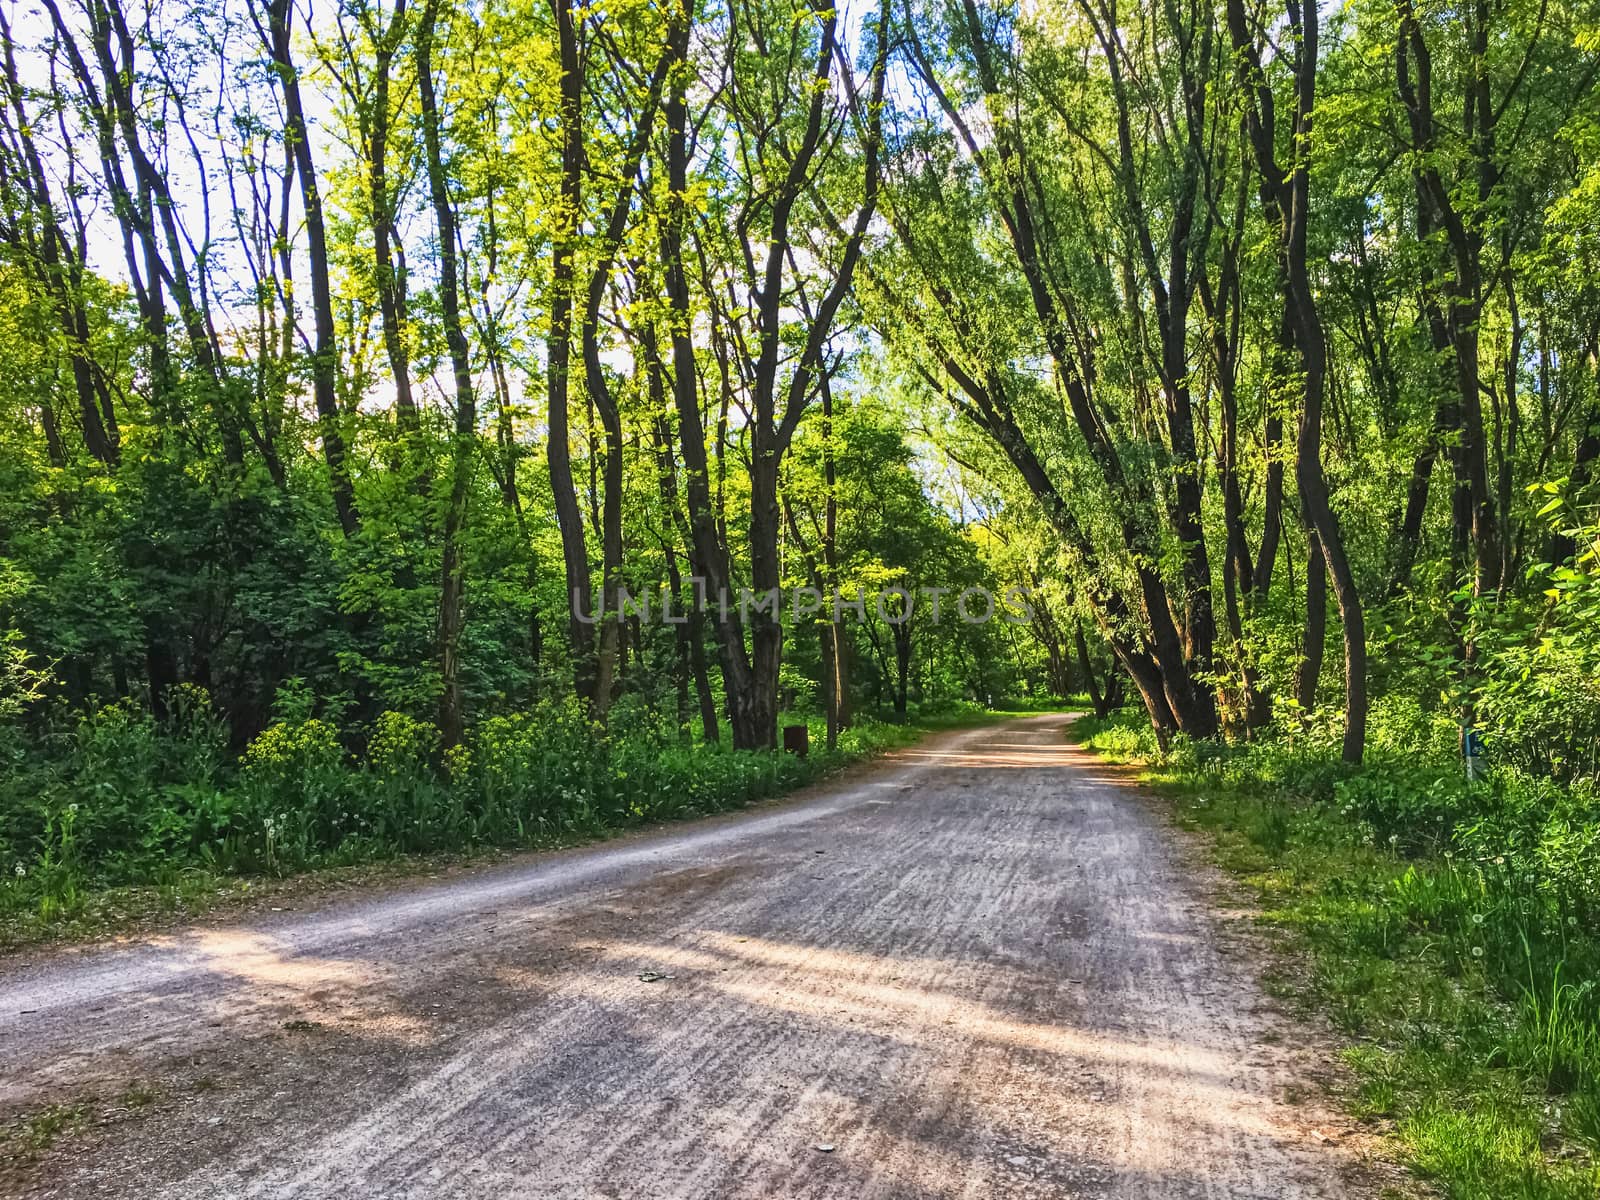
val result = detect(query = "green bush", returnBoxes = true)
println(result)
[1333,767,1477,854]
[0,694,926,919]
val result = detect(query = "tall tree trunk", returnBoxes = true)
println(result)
[1395,0,1501,594]
[45,0,247,464]
[418,0,475,748]
[1230,0,1368,762]
[661,0,751,743]
[892,619,911,718]
[1075,621,1107,717]
[0,17,119,467]
[495,373,545,692]
[546,0,596,701]
[1297,528,1326,713]
[646,329,719,744]
[575,38,673,718]
[1254,307,1292,603]
[689,0,885,749]
[263,0,358,538]
[364,0,421,445]
[1096,9,1217,698]
[742,445,783,748]
[1494,282,1523,593]
[819,375,849,746]
[1200,166,1269,730]
[1388,427,1441,597]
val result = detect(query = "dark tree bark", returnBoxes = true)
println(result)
[1297,528,1326,713]
[1199,159,1270,729]
[732,0,882,748]
[575,37,674,717]
[1495,280,1524,592]
[644,326,719,743]
[931,358,1178,738]
[1031,611,1073,700]
[417,0,475,748]
[1255,370,1287,602]
[1088,0,1218,700]
[821,374,849,747]
[661,0,754,744]
[1395,0,1501,595]
[1076,621,1106,717]
[1229,0,1368,762]
[261,0,358,537]
[359,0,421,442]
[546,0,596,700]
[676,0,886,749]
[892,618,911,718]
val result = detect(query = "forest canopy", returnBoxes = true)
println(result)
[1,0,1598,894]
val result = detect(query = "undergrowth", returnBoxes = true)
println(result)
[1075,702,1600,1200]
[0,692,1007,948]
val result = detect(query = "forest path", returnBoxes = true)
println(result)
[1,714,1375,1198]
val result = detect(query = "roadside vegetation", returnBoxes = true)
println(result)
[0,699,1027,950]
[1077,698,1600,1200]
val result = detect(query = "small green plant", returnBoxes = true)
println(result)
[2,1103,87,1160]
[1246,802,1291,855]
[1563,1089,1600,1151]
[1510,949,1599,1095]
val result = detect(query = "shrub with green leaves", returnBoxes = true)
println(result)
[0,689,936,921]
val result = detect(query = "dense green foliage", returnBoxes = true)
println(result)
[2,0,1125,921]
[1,689,982,924]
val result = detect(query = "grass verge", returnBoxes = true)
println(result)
[1072,712,1600,1200]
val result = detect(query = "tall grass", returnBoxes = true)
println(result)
[1074,703,1600,1198]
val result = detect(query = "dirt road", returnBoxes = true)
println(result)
[1,715,1373,1198]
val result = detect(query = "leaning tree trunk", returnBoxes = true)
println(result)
[1229,0,1367,762]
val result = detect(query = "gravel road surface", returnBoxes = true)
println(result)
[0,715,1374,1198]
